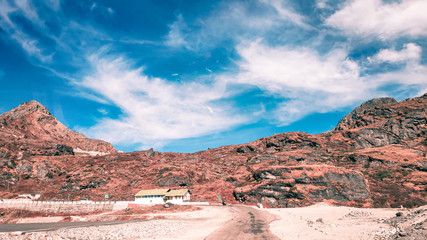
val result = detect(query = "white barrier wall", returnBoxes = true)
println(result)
[0,199,209,213]
[0,200,132,213]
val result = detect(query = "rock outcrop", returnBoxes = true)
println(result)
[334,97,397,131]
[334,94,426,141]
[234,165,371,207]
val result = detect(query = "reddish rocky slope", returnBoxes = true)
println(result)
[0,101,116,159]
[0,95,426,208]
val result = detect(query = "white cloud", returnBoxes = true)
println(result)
[165,14,189,48]
[163,1,277,51]
[235,41,362,95]
[10,32,53,62]
[45,0,60,11]
[369,43,422,63]
[0,0,16,26]
[97,108,109,115]
[90,3,97,11]
[261,0,312,29]
[15,0,41,24]
[78,55,244,149]
[316,0,328,9]
[0,0,53,62]
[367,60,427,87]
[326,0,427,39]
[89,2,115,16]
[231,40,427,125]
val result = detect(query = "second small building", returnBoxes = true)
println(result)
[134,188,191,204]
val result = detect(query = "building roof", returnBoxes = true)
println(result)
[165,189,190,197]
[135,189,170,197]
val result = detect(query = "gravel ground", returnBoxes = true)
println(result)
[1,220,192,240]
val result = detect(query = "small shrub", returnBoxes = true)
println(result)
[375,170,394,181]
[347,154,357,163]
[397,169,410,177]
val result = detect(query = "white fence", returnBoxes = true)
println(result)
[0,199,209,213]
[0,199,132,213]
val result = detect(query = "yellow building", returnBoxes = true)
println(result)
[134,188,190,204]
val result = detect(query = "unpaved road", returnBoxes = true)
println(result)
[206,205,279,240]
[0,220,141,233]
[1,205,279,239]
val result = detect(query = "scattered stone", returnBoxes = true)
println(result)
[344,210,373,219]
[236,146,256,153]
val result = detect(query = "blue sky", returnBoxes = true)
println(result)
[0,0,426,153]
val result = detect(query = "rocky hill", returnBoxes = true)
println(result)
[0,101,116,159]
[0,95,426,208]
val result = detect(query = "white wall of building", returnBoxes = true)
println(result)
[166,192,190,204]
[135,196,165,204]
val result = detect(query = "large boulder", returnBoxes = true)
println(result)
[233,165,371,207]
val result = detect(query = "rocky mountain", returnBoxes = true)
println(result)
[0,101,116,159]
[0,95,426,208]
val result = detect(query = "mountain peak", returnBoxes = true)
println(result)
[19,100,51,114]
[1,100,52,120]
[0,100,116,154]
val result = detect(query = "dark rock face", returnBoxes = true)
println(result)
[144,148,155,158]
[156,174,190,187]
[55,144,74,155]
[261,133,322,151]
[237,145,256,153]
[334,97,397,131]
[234,166,371,207]
[383,113,427,140]
[16,160,33,174]
[80,180,107,190]
[333,95,426,143]
[248,155,285,164]
[350,128,402,148]
[307,172,370,202]
[36,164,53,179]
[60,179,107,192]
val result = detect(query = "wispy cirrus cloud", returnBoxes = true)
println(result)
[77,55,245,149]
[325,0,427,39]
[261,0,312,29]
[0,0,53,62]
[165,14,189,48]
[164,0,298,51]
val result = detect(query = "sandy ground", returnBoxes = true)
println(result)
[1,206,234,240]
[145,205,235,240]
[3,204,425,239]
[264,203,403,240]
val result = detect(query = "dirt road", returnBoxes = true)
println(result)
[0,220,141,233]
[206,205,279,240]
